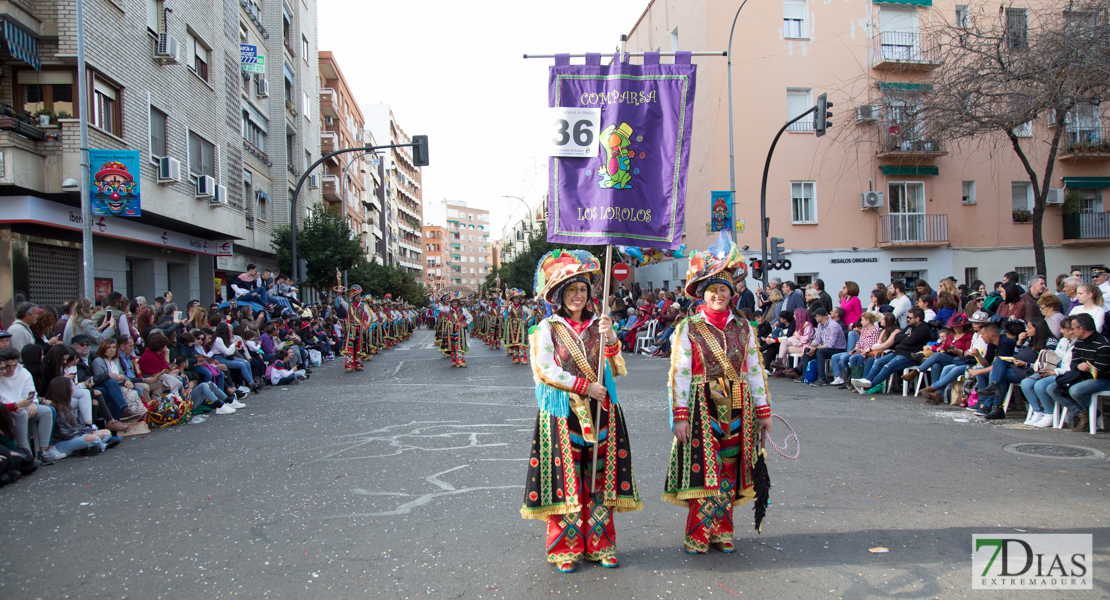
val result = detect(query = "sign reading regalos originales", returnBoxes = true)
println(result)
[547,52,696,249]
[90,149,141,217]
[240,44,265,74]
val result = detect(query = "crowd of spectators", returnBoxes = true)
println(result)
[0,267,345,485]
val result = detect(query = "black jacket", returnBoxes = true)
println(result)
[892,323,932,357]
[76,357,110,387]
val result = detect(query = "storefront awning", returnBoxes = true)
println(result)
[1062,177,1110,188]
[3,19,40,70]
[882,165,939,176]
[875,0,931,6]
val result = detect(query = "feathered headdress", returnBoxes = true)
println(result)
[534,249,601,304]
[683,231,747,299]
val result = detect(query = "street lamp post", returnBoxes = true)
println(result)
[726,0,751,239]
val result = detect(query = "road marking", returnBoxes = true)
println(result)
[391,360,405,377]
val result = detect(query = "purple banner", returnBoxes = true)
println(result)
[548,52,696,249]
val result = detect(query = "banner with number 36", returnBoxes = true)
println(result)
[549,107,602,158]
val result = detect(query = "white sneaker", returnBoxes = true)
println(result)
[229,400,247,409]
[831,377,844,386]
[1032,413,1054,428]
[1025,411,1042,425]
[215,405,237,415]
[237,386,250,394]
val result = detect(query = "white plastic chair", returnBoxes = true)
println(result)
[1055,391,1109,434]
[634,320,659,355]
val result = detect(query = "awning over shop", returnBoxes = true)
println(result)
[1062,177,1110,188]
[3,19,40,70]
[878,82,933,91]
[875,0,931,6]
[882,165,939,176]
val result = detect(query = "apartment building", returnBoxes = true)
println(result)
[0,0,321,318]
[422,225,448,288]
[500,165,549,264]
[446,201,493,292]
[363,103,422,275]
[318,51,373,258]
[624,0,1109,290]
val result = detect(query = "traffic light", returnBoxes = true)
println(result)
[750,258,763,280]
[814,93,833,137]
[297,258,308,283]
[412,135,430,166]
[770,237,785,265]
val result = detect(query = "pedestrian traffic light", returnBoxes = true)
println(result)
[815,93,833,138]
[770,237,785,265]
[412,135,430,167]
[297,258,308,283]
[750,258,763,280]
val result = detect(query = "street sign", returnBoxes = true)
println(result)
[548,107,601,158]
[612,262,630,281]
[240,44,265,74]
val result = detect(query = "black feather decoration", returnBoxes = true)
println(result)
[752,448,770,533]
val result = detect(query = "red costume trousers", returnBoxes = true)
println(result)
[684,457,738,552]
[545,464,616,564]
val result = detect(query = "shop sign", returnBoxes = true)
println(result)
[830,257,879,264]
[891,257,928,263]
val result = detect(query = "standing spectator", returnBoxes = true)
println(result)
[1020,275,1047,319]
[1093,267,1110,312]
[782,281,805,315]
[814,279,834,312]
[54,300,76,337]
[1003,271,1027,295]
[1047,313,1110,431]
[839,281,863,330]
[7,302,38,353]
[734,280,756,312]
[1053,274,1070,311]
[889,281,912,328]
[1069,283,1105,332]
[867,287,889,313]
[1059,276,1082,314]
[63,299,117,353]
[914,279,937,302]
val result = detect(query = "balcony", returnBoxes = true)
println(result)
[320,88,338,119]
[876,122,947,160]
[1062,212,1110,245]
[1058,129,1109,161]
[322,175,340,202]
[871,31,941,71]
[878,214,948,247]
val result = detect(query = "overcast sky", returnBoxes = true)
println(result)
[318,0,648,238]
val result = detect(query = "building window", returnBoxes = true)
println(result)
[1014,267,1037,286]
[783,0,806,38]
[786,88,812,131]
[961,181,976,205]
[188,131,215,178]
[189,34,209,82]
[256,191,269,221]
[150,106,168,158]
[1005,8,1027,49]
[302,34,309,63]
[1011,182,1032,220]
[18,70,75,116]
[92,77,121,135]
[302,90,311,119]
[954,5,969,28]
[791,181,816,224]
[146,0,160,33]
[964,267,978,287]
[242,109,267,149]
[305,150,311,172]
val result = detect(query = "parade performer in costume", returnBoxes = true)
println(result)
[358,294,375,362]
[663,232,773,554]
[437,294,451,356]
[522,250,642,573]
[504,288,533,365]
[342,284,366,372]
[488,286,504,351]
[445,292,473,367]
[475,302,490,345]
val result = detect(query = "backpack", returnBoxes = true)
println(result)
[981,293,1003,313]
[803,359,819,384]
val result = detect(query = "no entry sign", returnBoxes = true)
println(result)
[612,262,630,281]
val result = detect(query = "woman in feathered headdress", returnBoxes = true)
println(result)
[662,232,773,553]
[503,288,532,365]
[443,291,473,367]
[521,249,642,573]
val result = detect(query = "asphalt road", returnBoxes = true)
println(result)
[2,330,1108,599]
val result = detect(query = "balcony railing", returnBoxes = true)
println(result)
[877,121,947,158]
[879,214,948,244]
[872,30,941,70]
[1063,212,1110,240]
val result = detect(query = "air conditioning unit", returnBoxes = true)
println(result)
[157,156,181,183]
[860,190,884,210]
[855,104,877,123]
[210,184,229,206]
[325,116,334,126]
[308,174,320,188]
[1045,188,1065,205]
[154,33,180,63]
[255,75,269,98]
[195,174,216,198]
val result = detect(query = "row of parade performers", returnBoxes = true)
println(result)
[433,288,540,367]
[333,284,419,373]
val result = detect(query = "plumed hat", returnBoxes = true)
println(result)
[534,249,601,304]
[683,231,747,299]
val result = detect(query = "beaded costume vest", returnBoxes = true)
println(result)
[687,318,748,380]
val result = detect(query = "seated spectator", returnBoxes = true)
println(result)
[912,313,973,403]
[72,334,132,427]
[42,376,118,458]
[917,295,937,322]
[1012,318,1060,425]
[794,308,846,386]
[866,287,889,314]
[761,310,795,368]
[1068,283,1105,333]
[1047,313,1110,431]
[1024,316,1075,427]
[0,347,61,463]
[1036,293,1065,338]
[831,311,882,388]
[935,291,959,324]
[175,356,241,414]
[968,321,1024,419]
[993,283,1026,321]
[138,334,183,395]
[209,324,257,392]
[851,308,931,393]
[269,349,306,385]
[19,345,45,395]
[63,299,116,353]
[775,308,814,376]
[914,279,937,302]
[91,338,144,402]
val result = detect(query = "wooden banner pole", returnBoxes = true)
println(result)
[590,244,613,495]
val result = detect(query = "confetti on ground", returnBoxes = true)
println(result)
[869,547,889,553]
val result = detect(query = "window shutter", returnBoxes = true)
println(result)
[783,0,805,21]
[93,78,117,100]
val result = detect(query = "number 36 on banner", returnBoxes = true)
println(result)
[548,107,601,158]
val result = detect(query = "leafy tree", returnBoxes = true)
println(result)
[347,259,429,307]
[483,223,605,295]
[271,206,365,293]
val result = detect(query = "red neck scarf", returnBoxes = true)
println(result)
[566,316,591,336]
[701,305,730,330]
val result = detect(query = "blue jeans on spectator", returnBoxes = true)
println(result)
[1048,378,1110,415]
[932,363,968,397]
[918,352,957,384]
[863,354,915,388]
[53,433,106,455]
[811,347,842,381]
[274,373,298,385]
[976,358,1023,409]
[93,378,128,420]
[214,356,254,385]
[189,382,229,408]
[1021,375,1056,414]
[831,351,852,378]
[192,365,213,384]
[846,331,859,355]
